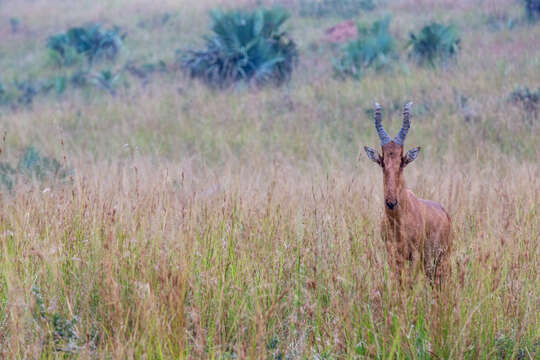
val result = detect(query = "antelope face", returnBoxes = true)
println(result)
[381,142,403,209]
[364,102,421,211]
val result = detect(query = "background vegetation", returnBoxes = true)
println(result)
[181,7,298,87]
[0,0,538,358]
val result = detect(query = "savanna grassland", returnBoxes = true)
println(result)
[0,0,539,358]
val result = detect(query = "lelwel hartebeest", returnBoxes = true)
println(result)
[364,103,452,286]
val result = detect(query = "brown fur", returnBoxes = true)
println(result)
[378,142,452,286]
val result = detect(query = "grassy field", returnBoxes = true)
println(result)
[0,0,539,358]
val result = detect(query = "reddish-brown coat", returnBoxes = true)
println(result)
[377,142,452,285]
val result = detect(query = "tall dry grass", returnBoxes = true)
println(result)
[0,0,539,358]
[0,156,538,358]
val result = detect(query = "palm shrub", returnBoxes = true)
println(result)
[334,17,396,79]
[181,7,298,87]
[524,0,540,21]
[47,24,125,66]
[407,22,460,66]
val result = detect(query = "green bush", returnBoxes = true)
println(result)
[485,12,517,31]
[18,146,69,182]
[47,24,125,66]
[407,22,460,66]
[181,7,298,87]
[9,17,20,33]
[524,0,540,21]
[0,162,16,190]
[125,60,168,85]
[509,86,539,116]
[14,79,41,105]
[88,69,121,95]
[33,286,80,353]
[299,0,376,18]
[0,76,17,106]
[0,71,122,108]
[334,17,396,79]
[0,146,70,190]
[0,76,5,98]
[11,77,67,106]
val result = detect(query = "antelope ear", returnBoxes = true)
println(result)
[364,146,382,166]
[403,146,421,166]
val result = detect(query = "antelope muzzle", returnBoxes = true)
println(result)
[385,199,398,210]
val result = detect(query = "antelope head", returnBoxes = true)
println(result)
[364,102,420,211]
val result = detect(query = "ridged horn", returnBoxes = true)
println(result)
[374,103,391,145]
[394,102,413,146]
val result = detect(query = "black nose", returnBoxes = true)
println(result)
[385,199,398,210]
